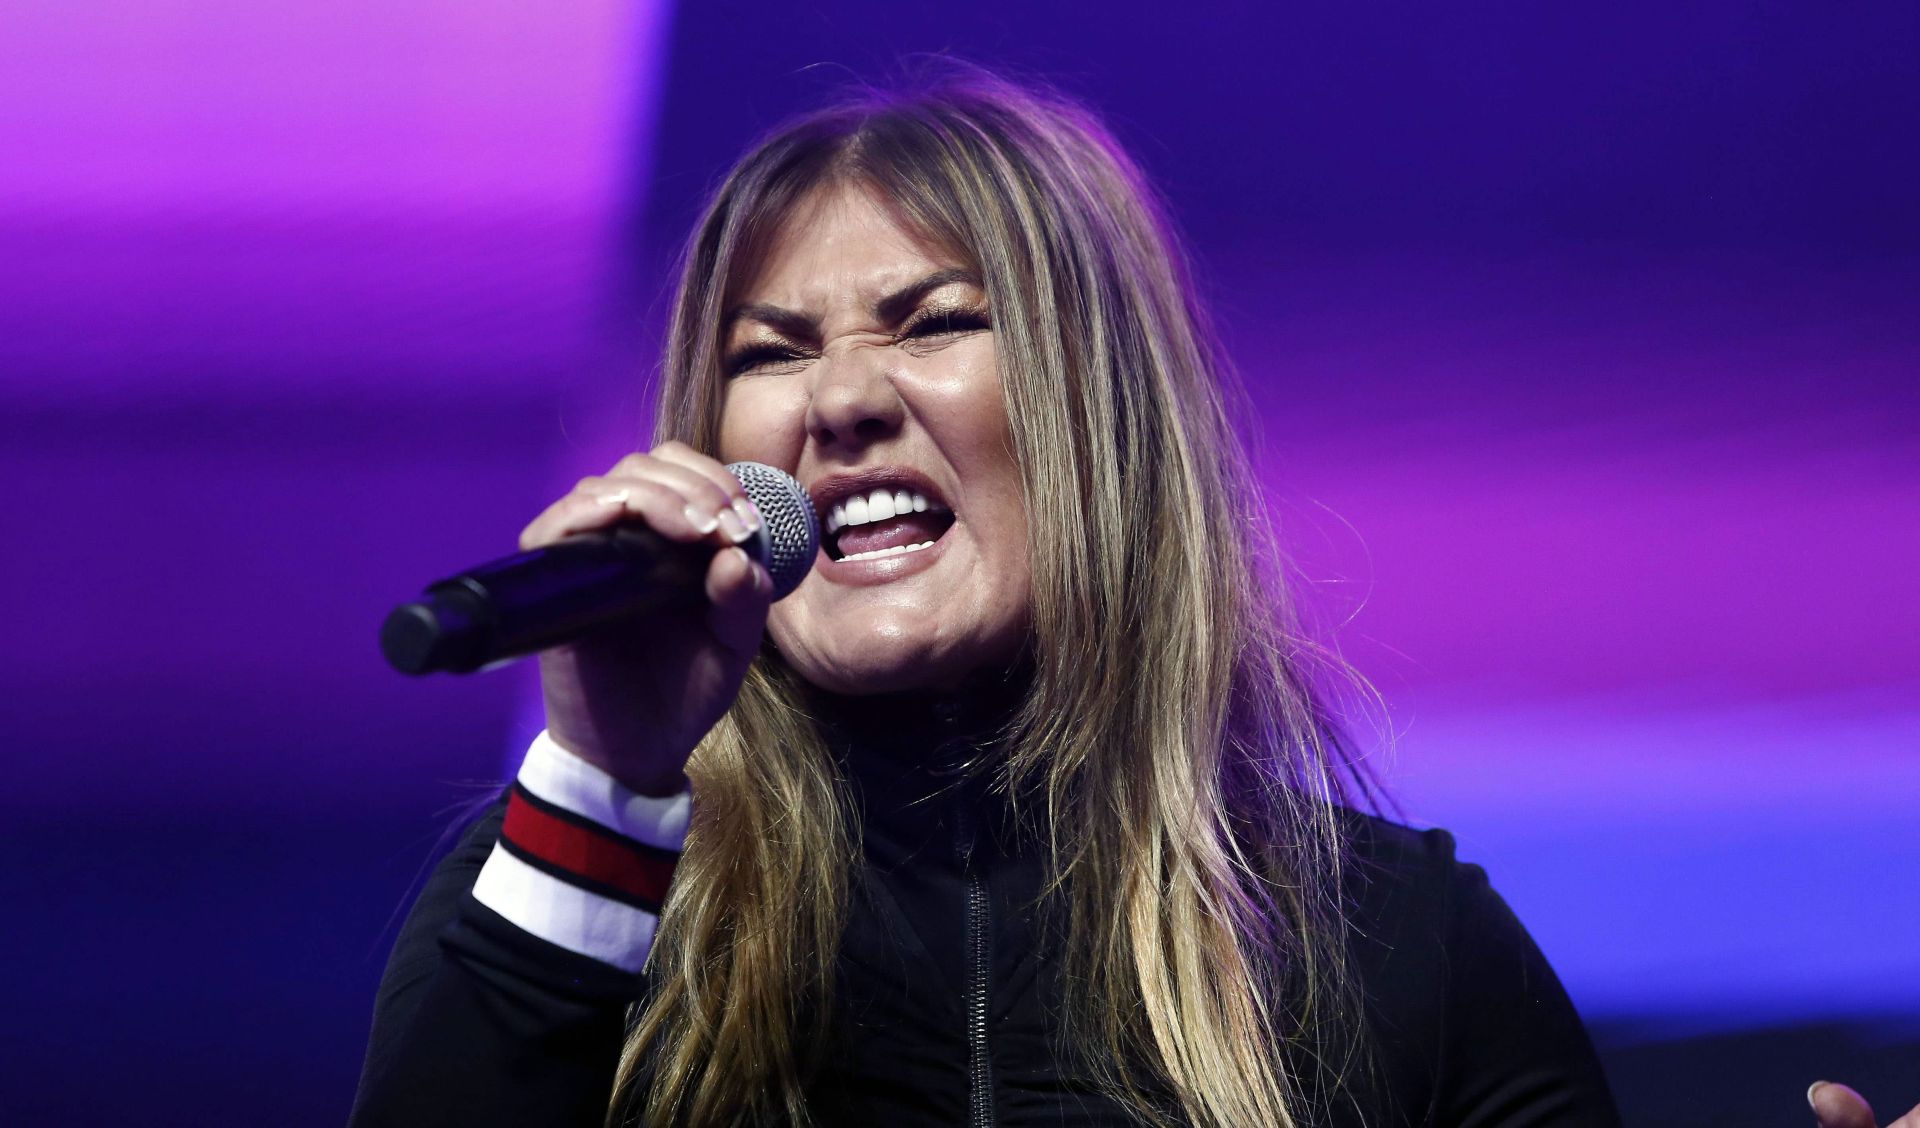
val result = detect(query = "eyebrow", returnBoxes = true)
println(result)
[725,268,982,338]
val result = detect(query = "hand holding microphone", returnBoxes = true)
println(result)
[380,443,818,795]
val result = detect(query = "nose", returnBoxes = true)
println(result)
[805,346,905,451]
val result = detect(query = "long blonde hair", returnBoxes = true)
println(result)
[616,67,1378,1127]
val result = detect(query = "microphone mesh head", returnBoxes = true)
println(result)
[727,461,819,600]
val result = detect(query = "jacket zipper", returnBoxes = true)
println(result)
[956,804,994,1127]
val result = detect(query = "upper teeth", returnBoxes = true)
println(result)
[825,487,943,535]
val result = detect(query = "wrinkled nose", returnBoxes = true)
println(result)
[805,348,905,451]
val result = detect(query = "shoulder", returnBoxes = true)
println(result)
[1326,809,1622,1126]
[1338,807,1469,882]
[1326,811,1471,1054]
[1335,809,1487,959]
[1336,807,1545,950]
[1332,807,1551,1019]
[1338,809,1461,881]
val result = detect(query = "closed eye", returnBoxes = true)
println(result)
[899,306,991,349]
[725,344,813,377]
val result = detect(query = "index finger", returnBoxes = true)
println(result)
[650,441,750,505]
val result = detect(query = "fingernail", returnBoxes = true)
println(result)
[683,503,719,534]
[599,487,632,507]
[716,506,751,543]
[731,497,762,533]
[1807,1081,1828,1110]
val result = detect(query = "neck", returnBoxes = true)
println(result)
[801,655,1034,768]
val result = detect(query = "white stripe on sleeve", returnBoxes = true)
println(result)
[471,842,660,973]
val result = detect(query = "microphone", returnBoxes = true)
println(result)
[380,461,819,675]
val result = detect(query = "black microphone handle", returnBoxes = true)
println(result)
[380,523,750,676]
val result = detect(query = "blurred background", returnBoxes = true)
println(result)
[2,1,1914,1123]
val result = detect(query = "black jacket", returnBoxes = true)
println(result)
[350,683,1619,1126]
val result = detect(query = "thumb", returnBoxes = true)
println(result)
[1811,1081,1878,1128]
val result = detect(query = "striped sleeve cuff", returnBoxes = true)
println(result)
[472,731,690,973]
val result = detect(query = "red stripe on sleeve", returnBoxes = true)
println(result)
[501,791,679,907]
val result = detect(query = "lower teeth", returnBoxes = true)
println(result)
[839,540,936,563]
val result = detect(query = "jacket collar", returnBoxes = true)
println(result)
[802,657,1033,773]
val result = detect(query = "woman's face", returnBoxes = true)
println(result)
[716,183,1033,695]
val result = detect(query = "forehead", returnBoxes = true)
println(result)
[733,183,969,311]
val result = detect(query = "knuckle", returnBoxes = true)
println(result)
[693,473,736,505]
[657,441,732,482]
[656,464,728,509]
[627,483,677,509]
[633,481,682,513]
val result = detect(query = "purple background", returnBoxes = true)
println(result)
[3,2,1914,1123]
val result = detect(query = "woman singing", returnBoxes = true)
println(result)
[351,70,1623,1126]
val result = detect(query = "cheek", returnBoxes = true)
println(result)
[716,381,808,465]
[926,346,1016,471]
[927,348,1026,552]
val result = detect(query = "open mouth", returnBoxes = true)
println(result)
[818,482,957,562]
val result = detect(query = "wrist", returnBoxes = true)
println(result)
[544,729,691,799]
[472,729,690,973]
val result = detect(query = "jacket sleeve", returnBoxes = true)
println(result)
[349,733,688,1128]
[1432,838,1620,1128]
[347,793,648,1127]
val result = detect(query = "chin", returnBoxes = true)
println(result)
[778,637,962,696]
[772,615,1023,697]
